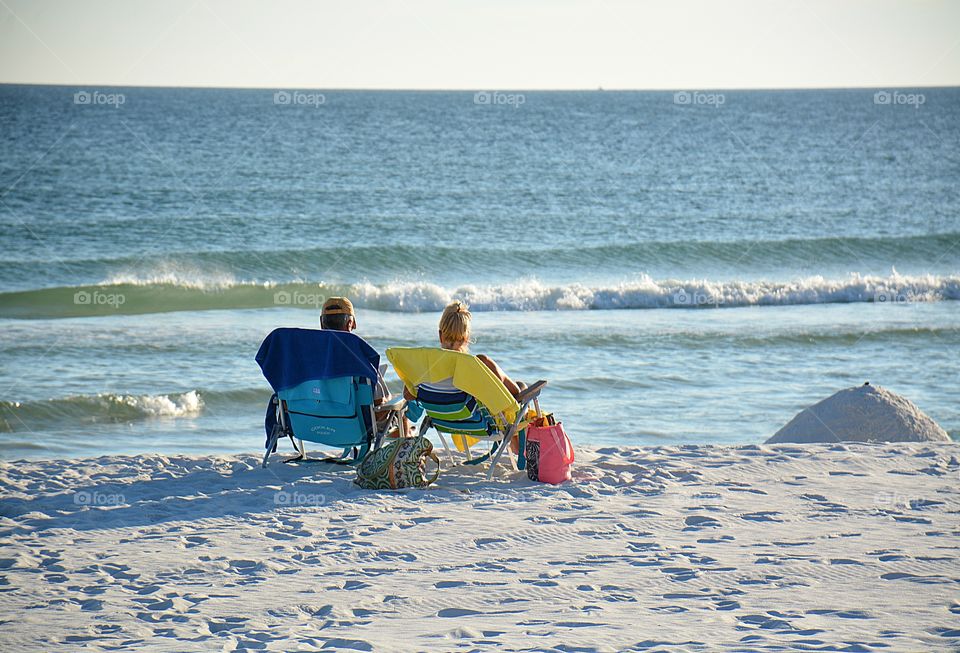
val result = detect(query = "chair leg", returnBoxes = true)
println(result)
[487,406,531,478]
[283,435,305,463]
[262,430,280,468]
[373,411,391,452]
[487,434,514,480]
[438,433,457,466]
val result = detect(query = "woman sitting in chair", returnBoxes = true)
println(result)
[402,300,523,400]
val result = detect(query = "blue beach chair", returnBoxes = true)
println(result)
[256,328,404,467]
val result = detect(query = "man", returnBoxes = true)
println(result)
[320,297,400,431]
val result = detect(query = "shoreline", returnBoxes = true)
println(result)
[1,442,958,651]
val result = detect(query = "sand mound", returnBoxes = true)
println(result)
[767,383,950,444]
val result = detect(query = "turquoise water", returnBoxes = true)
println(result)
[1,86,957,458]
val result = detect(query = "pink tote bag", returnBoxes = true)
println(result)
[525,421,574,484]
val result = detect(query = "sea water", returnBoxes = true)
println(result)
[1,86,957,459]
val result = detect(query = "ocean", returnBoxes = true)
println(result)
[1,85,957,459]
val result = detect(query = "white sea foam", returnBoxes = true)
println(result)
[0,391,206,434]
[354,272,960,312]
[108,391,204,418]
[104,265,242,290]
[54,270,960,314]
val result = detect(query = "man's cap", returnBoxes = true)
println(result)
[322,296,354,316]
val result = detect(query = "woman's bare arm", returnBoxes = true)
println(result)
[477,354,521,398]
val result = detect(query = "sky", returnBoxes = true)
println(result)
[1,0,958,90]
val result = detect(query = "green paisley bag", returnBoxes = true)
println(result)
[355,436,440,490]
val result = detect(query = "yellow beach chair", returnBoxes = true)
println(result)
[386,347,547,479]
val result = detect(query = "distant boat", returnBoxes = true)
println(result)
[597,86,604,91]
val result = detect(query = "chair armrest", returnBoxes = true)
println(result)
[379,395,406,411]
[516,380,547,404]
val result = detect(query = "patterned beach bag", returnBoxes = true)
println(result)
[355,436,440,490]
[524,416,574,485]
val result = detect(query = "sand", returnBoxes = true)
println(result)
[768,384,951,445]
[1,443,959,652]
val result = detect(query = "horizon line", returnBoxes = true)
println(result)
[2,81,958,92]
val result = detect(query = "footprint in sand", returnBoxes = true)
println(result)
[829,558,864,566]
[520,578,559,587]
[554,621,603,628]
[204,617,248,634]
[599,586,638,602]
[265,530,297,541]
[740,511,784,522]
[341,580,370,590]
[878,554,907,562]
[801,495,849,514]
[144,598,174,611]
[320,638,373,651]
[737,613,796,631]
[76,598,103,611]
[438,607,482,618]
[367,550,417,563]
[99,563,140,581]
[659,567,698,582]
[881,572,952,584]
[808,608,872,619]
[225,560,267,584]
[650,605,689,614]
[684,516,721,530]
[697,535,735,544]
[39,555,65,572]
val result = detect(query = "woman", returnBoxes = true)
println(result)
[403,300,523,399]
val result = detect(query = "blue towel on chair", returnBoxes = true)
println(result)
[264,394,279,451]
[257,328,381,451]
[256,328,380,392]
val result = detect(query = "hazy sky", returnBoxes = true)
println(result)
[1,0,958,89]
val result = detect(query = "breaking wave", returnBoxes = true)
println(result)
[0,271,957,318]
[0,389,269,432]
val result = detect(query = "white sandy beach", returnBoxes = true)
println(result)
[1,443,958,652]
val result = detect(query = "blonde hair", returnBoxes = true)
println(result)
[439,300,472,349]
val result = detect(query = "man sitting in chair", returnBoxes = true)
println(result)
[320,297,402,433]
